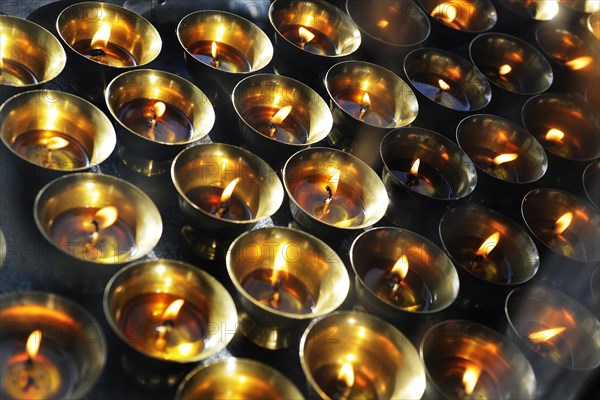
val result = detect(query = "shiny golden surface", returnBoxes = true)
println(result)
[589,11,600,39]
[559,0,600,13]
[176,358,304,400]
[300,312,426,399]
[0,292,107,399]
[420,0,497,32]
[0,16,66,87]
[104,259,237,363]
[0,90,116,170]
[56,2,161,67]
[498,0,559,21]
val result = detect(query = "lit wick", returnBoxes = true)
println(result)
[406,158,420,187]
[210,41,220,68]
[488,153,518,172]
[146,101,166,141]
[321,170,340,217]
[43,137,69,168]
[498,64,512,76]
[358,92,371,121]
[87,206,119,248]
[459,365,481,398]
[298,27,315,50]
[528,326,568,362]
[155,299,185,351]
[214,178,240,218]
[435,79,450,103]
[546,128,565,143]
[549,211,573,246]
[431,2,458,24]
[21,330,42,392]
[268,105,293,137]
[333,362,354,400]
[469,232,500,272]
[389,255,409,299]
[564,56,593,71]
[88,22,111,60]
[267,248,288,309]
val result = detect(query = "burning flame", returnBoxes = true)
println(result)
[546,128,565,142]
[377,20,389,28]
[298,27,316,44]
[565,56,593,71]
[328,169,340,196]
[438,79,450,91]
[211,41,218,60]
[476,232,500,257]
[161,299,185,322]
[528,326,566,342]
[26,330,42,359]
[499,64,512,75]
[337,362,355,388]
[153,101,166,119]
[94,206,118,230]
[493,153,519,165]
[221,178,240,204]
[410,158,420,176]
[554,212,573,235]
[361,92,371,107]
[462,365,481,396]
[431,3,458,23]
[270,245,288,286]
[391,255,409,280]
[91,22,112,48]
[45,137,69,150]
[271,105,292,125]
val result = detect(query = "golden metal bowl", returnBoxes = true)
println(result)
[497,0,560,21]
[589,10,600,39]
[419,0,497,32]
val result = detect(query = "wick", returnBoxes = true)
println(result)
[214,201,229,219]
[211,55,221,69]
[155,320,174,352]
[268,122,277,137]
[89,48,106,57]
[87,219,100,248]
[268,277,283,308]
[332,379,352,400]
[434,88,444,103]
[406,173,419,187]
[45,149,54,167]
[389,270,404,298]
[321,185,334,216]
[146,107,159,140]
[469,253,485,274]
[299,38,306,50]
[358,103,369,121]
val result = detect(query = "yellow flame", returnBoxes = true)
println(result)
[221,178,240,204]
[91,22,112,48]
[499,64,512,75]
[565,56,593,71]
[328,169,340,196]
[391,254,409,280]
[554,212,573,235]
[410,158,420,175]
[298,27,316,43]
[431,3,458,23]
[476,232,500,257]
[26,330,42,359]
[94,206,118,230]
[271,105,292,125]
[270,245,288,286]
[546,128,565,142]
[153,101,166,119]
[211,41,218,60]
[45,137,69,150]
[493,153,519,165]
[377,20,390,28]
[528,326,566,342]
[462,365,481,396]
[337,362,355,388]
[362,92,371,106]
[161,299,185,322]
[438,79,450,91]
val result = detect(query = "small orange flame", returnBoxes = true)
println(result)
[328,169,340,196]
[26,330,42,359]
[46,137,69,150]
[377,20,390,28]
[391,254,409,280]
[565,56,593,71]
[499,64,512,75]
[270,246,288,286]
[410,158,420,175]
[337,362,355,388]
[153,101,166,119]
[431,3,458,23]
[161,299,185,322]
[221,178,240,204]
[94,206,118,230]
[554,212,573,235]
[493,153,519,165]
[298,27,316,44]
[211,41,218,60]
[438,79,450,91]
[528,326,566,342]
[462,365,481,396]
[362,92,371,107]
[91,22,112,48]
[546,128,565,142]
[476,232,500,257]
[271,105,292,125]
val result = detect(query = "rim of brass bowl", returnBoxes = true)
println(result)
[583,160,600,209]
[282,147,388,230]
[0,229,5,268]
[521,188,600,263]
[0,90,116,171]
[171,143,284,225]
[380,127,478,201]
[175,358,304,400]
[325,60,419,128]
[522,93,600,161]
[299,311,427,400]
[345,0,430,47]
[103,258,238,363]
[559,0,600,13]
[420,319,536,399]
[585,82,600,112]
[589,10,600,39]
[227,226,349,320]
[0,291,107,399]
[505,285,600,370]
[232,73,333,146]
[351,227,460,313]
[34,173,162,264]
[456,114,548,184]
[105,69,215,145]
[177,10,273,74]
[56,1,162,68]
[404,47,492,111]
[269,0,362,58]
[497,0,560,21]
[592,266,600,308]
[439,204,540,285]
[418,0,498,33]
[0,16,66,87]
[469,32,553,95]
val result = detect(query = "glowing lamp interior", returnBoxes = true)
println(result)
[431,3,458,23]
[410,158,420,176]
[338,362,355,388]
[26,330,42,359]
[46,137,70,150]
[271,105,292,125]
[91,22,112,48]
[298,27,316,44]
[94,206,119,230]
[476,232,500,257]
[462,365,481,396]
[528,326,566,342]
[554,212,573,235]
[493,153,519,165]
[546,128,565,142]
[565,56,593,71]
[391,254,409,280]
[161,299,185,322]
[499,64,512,75]
[438,79,451,91]
[220,178,241,204]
